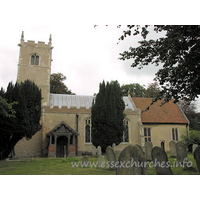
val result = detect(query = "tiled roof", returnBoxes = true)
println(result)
[132,97,188,124]
[49,94,135,111]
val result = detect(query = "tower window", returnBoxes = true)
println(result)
[31,54,39,65]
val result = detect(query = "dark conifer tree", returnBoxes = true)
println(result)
[91,80,125,152]
[0,80,42,159]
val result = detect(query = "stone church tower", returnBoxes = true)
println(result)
[14,32,53,157]
[17,31,53,106]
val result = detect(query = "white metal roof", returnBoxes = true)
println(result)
[49,94,134,111]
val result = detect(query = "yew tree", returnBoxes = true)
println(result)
[91,80,125,152]
[0,80,42,160]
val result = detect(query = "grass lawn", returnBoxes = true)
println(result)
[0,152,199,175]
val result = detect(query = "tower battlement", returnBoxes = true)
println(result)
[18,31,52,48]
[17,31,53,106]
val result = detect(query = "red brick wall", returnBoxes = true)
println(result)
[69,145,75,156]
[49,145,55,153]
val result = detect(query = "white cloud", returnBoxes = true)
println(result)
[0,2,199,112]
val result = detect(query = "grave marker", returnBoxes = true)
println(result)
[151,146,173,175]
[106,146,116,169]
[116,145,147,175]
[176,141,187,163]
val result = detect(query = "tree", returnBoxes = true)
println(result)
[0,96,16,118]
[182,130,200,152]
[91,80,125,152]
[145,82,161,98]
[50,73,75,94]
[119,25,200,105]
[121,83,146,97]
[0,80,42,160]
[178,100,200,131]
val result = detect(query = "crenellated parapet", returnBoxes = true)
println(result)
[44,106,91,114]
[18,31,53,49]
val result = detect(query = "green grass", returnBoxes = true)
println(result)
[0,156,116,175]
[147,152,199,175]
[0,152,199,175]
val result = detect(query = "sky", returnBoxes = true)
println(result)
[1,23,200,111]
[0,1,199,112]
[0,24,162,94]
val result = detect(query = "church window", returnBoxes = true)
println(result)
[172,128,178,141]
[144,128,151,142]
[31,54,39,65]
[85,117,92,143]
[122,119,129,142]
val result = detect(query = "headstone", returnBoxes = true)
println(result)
[112,143,116,153]
[151,146,173,175]
[116,145,147,175]
[106,146,116,169]
[98,155,105,168]
[176,141,187,163]
[135,144,143,151]
[169,140,177,157]
[92,146,97,156]
[194,146,200,173]
[193,144,198,154]
[82,156,89,167]
[97,146,102,156]
[145,142,153,161]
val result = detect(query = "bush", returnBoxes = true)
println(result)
[182,130,200,152]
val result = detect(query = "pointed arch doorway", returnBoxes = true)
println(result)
[46,121,79,157]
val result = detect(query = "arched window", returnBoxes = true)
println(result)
[31,54,39,65]
[85,117,92,143]
[122,118,129,142]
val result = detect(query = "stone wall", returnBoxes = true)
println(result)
[143,124,188,151]
[15,130,42,157]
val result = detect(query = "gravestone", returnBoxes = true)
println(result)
[192,144,198,154]
[194,146,200,173]
[97,146,102,156]
[98,155,105,168]
[116,145,147,175]
[176,141,187,163]
[145,142,153,161]
[151,146,173,175]
[106,146,116,169]
[112,143,116,153]
[135,144,143,151]
[169,140,177,157]
[92,146,97,156]
[82,156,89,167]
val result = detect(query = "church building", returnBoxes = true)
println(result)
[14,33,189,157]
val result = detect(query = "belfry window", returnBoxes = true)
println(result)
[85,117,92,143]
[31,54,39,65]
[122,119,129,143]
